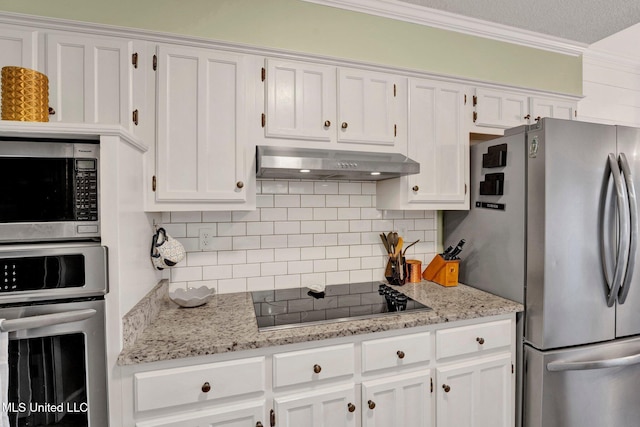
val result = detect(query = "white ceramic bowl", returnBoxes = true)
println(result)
[169,286,215,308]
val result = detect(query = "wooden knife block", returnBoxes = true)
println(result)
[423,255,459,287]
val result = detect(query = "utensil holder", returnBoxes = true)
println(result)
[385,256,406,286]
[1,66,49,122]
[423,255,459,287]
[406,260,422,283]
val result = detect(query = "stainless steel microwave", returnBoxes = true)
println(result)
[0,138,100,243]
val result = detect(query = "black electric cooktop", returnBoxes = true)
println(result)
[251,281,432,331]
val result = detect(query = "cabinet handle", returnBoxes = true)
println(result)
[341,122,348,129]
[412,186,419,192]
[347,403,356,413]
[201,382,211,393]
[324,120,331,127]
[397,350,405,359]
[442,384,451,393]
[476,337,485,345]
[313,364,322,374]
[236,181,244,189]
[524,114,531,120]
[368,400,376,410]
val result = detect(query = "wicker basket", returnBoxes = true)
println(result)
[1,66,49,122]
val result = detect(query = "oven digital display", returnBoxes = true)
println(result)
[0,255,85,292]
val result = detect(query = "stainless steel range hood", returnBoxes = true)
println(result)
[256,146,419,181]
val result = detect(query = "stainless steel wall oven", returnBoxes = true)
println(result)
[0,242,108,427]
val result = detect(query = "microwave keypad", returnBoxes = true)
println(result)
[76,171,98,221]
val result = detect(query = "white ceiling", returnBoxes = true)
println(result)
[397,0,640,44]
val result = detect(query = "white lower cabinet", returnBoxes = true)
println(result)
[135,401,266,427]
[274,384,358,427]
[436,353,513,427]
[123,315,515,427]
[361,371,433,427]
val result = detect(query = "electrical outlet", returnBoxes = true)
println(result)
[199,228,214,250]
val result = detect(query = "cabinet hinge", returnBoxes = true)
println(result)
[430,377,433,393]
[512,363,514,374]
[132,52,138,69]
[270,409,276,427]
[472,95,478,106]
[153,54,157,71]
[464,94,467,105]
[473,111,478,123]
[152,175,157,192]
[393,83,397,97]
[261,113,266,128]
[465,183,467,194]
[132,109,139,126]
[394,124,397,137]
[261,67,266,82]
[574,110,577,118]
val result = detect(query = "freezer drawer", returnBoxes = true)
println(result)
[524,337,640,427]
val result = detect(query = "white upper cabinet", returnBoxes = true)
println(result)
[473,88,529,129]
[45,33,132,127]
[0,25,38,70]
[337,68,401,146]
[472,87,578,130]
[265,58,335,141]
[262,58,406,153]
[153,44,253,208]
[377,78,468,210]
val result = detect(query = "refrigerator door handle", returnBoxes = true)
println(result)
[547,352,640,371]
[618,153,637,304]
[605,153,630,307]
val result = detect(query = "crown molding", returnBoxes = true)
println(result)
[303,0,587,56]
[582,48,640,72]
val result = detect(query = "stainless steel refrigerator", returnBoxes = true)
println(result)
[444,118,640,427]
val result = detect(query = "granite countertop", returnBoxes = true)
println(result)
[117,280,523,366]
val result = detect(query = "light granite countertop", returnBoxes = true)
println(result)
[117,280,523,366]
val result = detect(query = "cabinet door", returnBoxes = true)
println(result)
[474,88,528,129]
[274,384,357,427]
[361,371,433,427]
[337,68,399,146]
[265,59,335,141]
[0,26,37,70]
[155,45,248,203]
[529,97,576,121]
[436,353,513,427]
[407,78,467,207]
[46,33,131,126]
[135,400,265,427]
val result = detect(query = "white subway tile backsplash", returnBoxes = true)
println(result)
[165,180,438,294]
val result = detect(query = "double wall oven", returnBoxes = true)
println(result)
[0,137,107,427]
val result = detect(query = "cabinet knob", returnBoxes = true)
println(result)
[347,403,356,413]
[341,122,348,129]
[412,186,419,192]
[442,384,451,393]
[476,337,485,345]
[236,181,244,189]
[201,382,211,393]
[324,120,331,127]
[535,116,541,122]
[313,364,322,374]
[368,400,376,410]
[524,114,531,120]
[48,106,56,115]
[397,350,405,359]
[256,423,263,427]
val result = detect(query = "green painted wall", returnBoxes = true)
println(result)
[0,0,582,94]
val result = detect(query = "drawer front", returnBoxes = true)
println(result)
[436,319,512,360]
[362,332,431,373]
[135,357,265,412]
[273,343,355,388]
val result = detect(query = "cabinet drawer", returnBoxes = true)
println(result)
[273,343,355,388]
[436,319,512,360]
[362,332,431,373]
[134,357,265,412]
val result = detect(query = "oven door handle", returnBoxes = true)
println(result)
[0,309,97,332]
